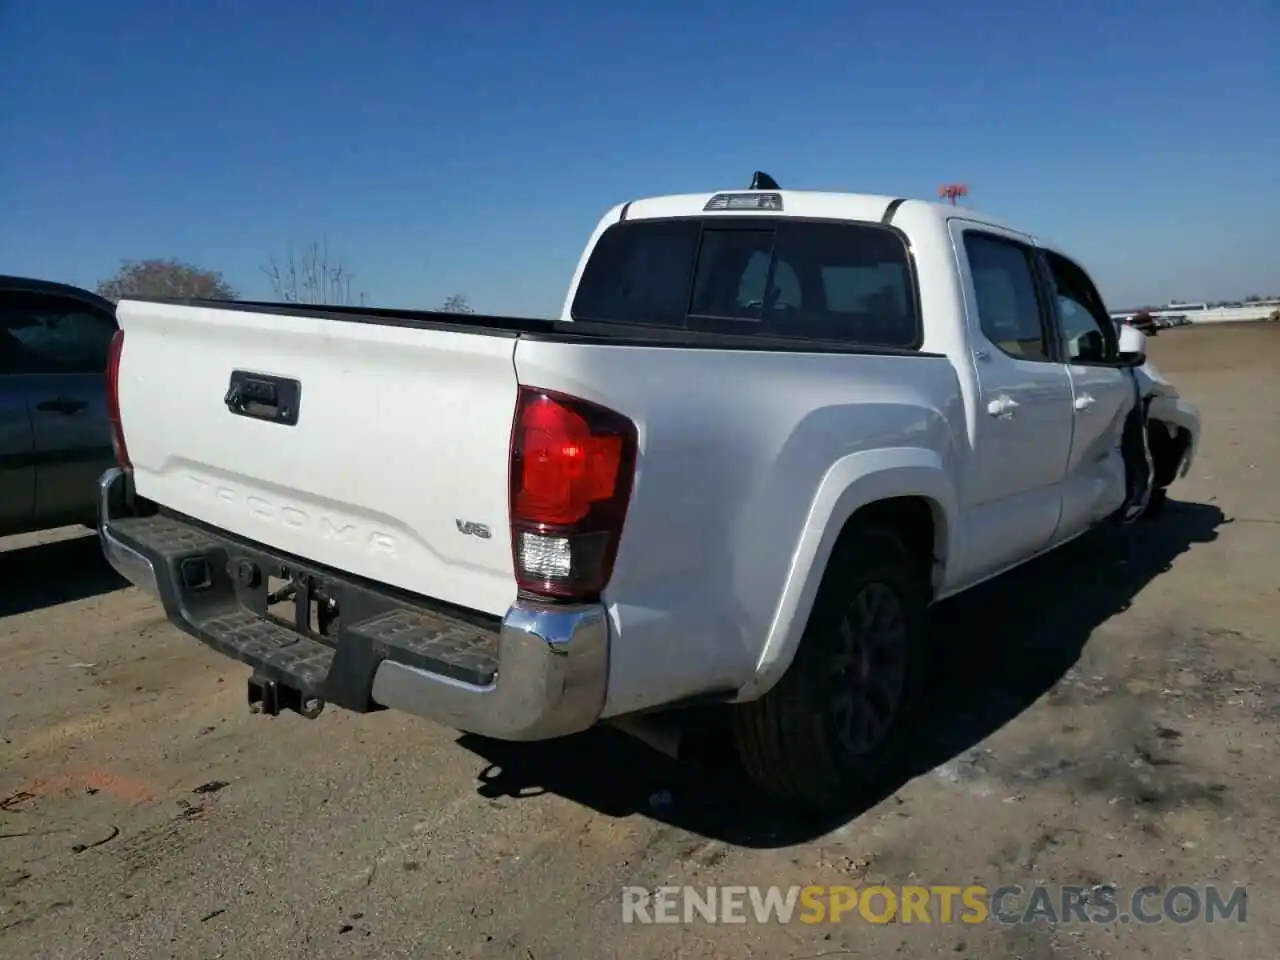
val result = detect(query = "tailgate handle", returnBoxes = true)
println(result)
[224,370,301,426]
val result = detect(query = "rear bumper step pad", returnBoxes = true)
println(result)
[97,467,608,741]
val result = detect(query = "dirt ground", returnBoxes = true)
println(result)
[2,322,1277,959]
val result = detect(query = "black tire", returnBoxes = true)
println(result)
[1141,422,1182,521]
[730,523,927,812]
[1140,486,1168,520]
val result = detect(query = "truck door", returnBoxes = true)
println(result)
[1040,248,1135,537]
[949,221,1075,584]
[0,342,35,534]
[5,291,117,525]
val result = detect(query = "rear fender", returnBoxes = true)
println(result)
[738,447,959,700]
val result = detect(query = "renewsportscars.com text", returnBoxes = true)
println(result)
[621,884,1248,926]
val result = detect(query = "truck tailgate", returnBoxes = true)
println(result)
[114,300,520,617]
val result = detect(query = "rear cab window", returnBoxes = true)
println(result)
[570,217,921,349]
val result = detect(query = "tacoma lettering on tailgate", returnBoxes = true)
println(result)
[183,474,399,558]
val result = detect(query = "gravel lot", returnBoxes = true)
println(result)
[2,322,1277,959]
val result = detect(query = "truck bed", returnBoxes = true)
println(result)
[113,296,953,644]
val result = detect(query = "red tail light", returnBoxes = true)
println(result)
[509,387,637,601]
[106,328,131,469]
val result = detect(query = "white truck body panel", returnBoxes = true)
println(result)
[514,336,964,713]
[109,188,1200,723]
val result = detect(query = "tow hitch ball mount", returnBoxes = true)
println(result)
[248,675,325,719]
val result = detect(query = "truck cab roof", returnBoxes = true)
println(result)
[612,189,1026,239]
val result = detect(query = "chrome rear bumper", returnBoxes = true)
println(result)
[97,467,608,740]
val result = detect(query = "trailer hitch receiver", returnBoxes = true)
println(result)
[248,675,325,719]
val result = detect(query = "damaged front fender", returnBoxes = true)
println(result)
[1118,322,1201,479]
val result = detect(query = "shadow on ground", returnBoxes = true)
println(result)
[458,500,1227,847]
[0,533,127,618]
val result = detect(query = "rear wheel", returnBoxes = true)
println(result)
[730,523,927,812]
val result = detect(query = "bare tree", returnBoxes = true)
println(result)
[440,294,473,314]
[96,258,238,301]
[262,238,366,305]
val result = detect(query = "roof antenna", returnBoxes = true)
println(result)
[750,171,779,190]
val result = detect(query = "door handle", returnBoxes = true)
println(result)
[36,396,87,415]
[986,395,1019,419]
[224,370,301,426]
[1074,393,1096,413]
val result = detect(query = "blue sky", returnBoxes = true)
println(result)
[2,0,1276,315]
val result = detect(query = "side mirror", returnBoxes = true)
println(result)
[1118,323,1147,352]
[1117,323,1147,366]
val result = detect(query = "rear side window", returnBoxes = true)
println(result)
[570,218,920,349]
[1,291,118,374]
[963,232,1051,361]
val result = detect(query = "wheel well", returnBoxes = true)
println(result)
[839,496,940,602]
[1148,419,1191,488]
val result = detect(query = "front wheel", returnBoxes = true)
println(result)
[730,523,927,812]
[1140,485,1168,520]
[1140,421,1185,521]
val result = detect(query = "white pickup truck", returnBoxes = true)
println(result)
[98,176,1200,811]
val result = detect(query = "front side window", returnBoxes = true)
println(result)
[1043,251,1118,364]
